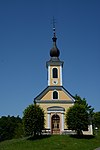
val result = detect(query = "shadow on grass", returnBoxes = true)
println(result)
[70,134,95,139]
[27,135,51,141]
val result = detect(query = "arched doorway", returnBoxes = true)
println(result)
[51,114,60,134]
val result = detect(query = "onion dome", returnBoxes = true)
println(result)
[50,34,60,57]
[50,22,60,57]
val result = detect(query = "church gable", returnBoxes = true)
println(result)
[34,86,75,103]
[41,90,52,100]
[59,90,73,100]
[41,89,74,101]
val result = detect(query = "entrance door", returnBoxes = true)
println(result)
[51,114,60,134]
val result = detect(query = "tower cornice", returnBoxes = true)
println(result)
[46,58,64,68]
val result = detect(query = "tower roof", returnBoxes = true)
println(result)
[50,22,60,58]
[47,23,64,67]
[50,33,60,57]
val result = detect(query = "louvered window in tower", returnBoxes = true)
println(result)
[52,68,58,78]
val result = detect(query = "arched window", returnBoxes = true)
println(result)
[52,68,58,78]
[53,91,58,99]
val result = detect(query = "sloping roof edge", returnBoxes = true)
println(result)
[34,86,75,103]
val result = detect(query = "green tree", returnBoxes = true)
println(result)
[14,123,24,138]
[66,104,89,136]
[23,104,45,137]
[74,95,94,125]
[93,112,100,129]
[74,94,94,116]
[0,116,23,141]
[65,95,94,136]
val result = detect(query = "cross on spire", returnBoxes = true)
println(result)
[50,17,60,58]
[53,17,56,35]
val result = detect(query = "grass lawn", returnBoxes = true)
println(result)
[0,131,100,150]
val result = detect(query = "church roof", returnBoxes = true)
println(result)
[34,86,75,103]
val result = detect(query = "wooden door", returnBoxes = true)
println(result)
[51,114,60,134]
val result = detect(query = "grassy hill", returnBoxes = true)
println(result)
[0,132,100,150]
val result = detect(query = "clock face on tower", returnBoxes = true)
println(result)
[52,79,58,85]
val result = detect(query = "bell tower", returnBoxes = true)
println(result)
[46,25,64,86]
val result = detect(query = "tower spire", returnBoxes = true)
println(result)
[53,17,56,37]
[50,17,60,58]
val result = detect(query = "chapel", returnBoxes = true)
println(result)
[34,27,75,134]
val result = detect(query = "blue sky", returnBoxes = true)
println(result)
[0,0,100,117]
